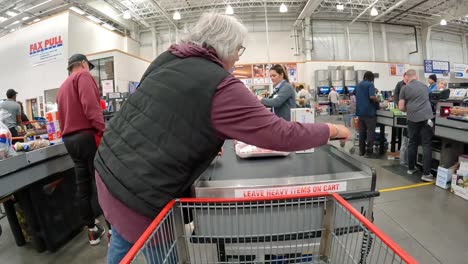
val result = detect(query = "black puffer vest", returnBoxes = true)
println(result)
[95,51,228,218]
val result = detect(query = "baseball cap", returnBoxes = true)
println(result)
[6,89,18,98]
[67,54,95,71]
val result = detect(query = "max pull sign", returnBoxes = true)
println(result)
[29,35,64,66]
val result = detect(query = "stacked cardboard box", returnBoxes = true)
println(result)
[451,155,468,201]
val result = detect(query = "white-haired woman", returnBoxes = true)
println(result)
[95,13,350,263]
[437,79,448,90]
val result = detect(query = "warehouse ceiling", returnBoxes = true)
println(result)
[0,0,467,37]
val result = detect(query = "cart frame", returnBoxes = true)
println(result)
[121,192,417,264]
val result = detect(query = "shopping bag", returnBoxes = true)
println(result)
[399,136,409,165]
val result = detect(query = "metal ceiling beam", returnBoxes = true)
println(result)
[293,0,323,27]
[384,0,429,23]
[426,0,468,27]
[148,0,178,28]
[371,0,410,21]
[349,0,379,26]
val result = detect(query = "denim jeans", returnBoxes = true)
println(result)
[108,227,178,264]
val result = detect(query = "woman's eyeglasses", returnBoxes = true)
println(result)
[238,46,246,57]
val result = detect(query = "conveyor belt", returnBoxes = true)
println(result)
[201,143,359,181]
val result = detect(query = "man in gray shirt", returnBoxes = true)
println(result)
[398,69,434,182]
[0,89,22,137]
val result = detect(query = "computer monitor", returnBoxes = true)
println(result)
[318,86,330,95]
[335,86,344,94]
[347,86,356,93]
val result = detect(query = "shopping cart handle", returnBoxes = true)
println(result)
[330,137,347,141]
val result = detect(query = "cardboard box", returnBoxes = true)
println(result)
[45,111,62,144]
[290,108,315,154]
[451,173,468,201]
[436,165,457,189]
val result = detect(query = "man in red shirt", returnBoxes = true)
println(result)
[57,54,106,245]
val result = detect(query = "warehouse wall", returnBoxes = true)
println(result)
[87,50,150,94]
[68,12,140,57]
[0,13,69,102]
[139,19,468,67]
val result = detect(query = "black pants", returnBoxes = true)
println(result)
[9,127,18,137]
[63,131,100,228]
[407,120,433,175]
[358,116,377,155]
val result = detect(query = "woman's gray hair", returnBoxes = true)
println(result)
[180,13,248,62]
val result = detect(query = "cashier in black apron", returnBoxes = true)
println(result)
[258,64,296,121]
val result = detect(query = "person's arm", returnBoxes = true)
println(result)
[77,73,106,136]
[14,104,22,126]
[368,83,379,102]
[211,76,350,152]
[393,83,400,107]
[398,86,407,112]
[260,84,293,108]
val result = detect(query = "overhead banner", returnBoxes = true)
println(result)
[424,60,450,75]
[454,63,468,79]
[29,35,64,66]
[234,63,298,85]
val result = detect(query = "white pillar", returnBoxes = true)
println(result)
[304,18,312,61]
[462,34,468,64]
[151,27,157,58]
[421,26,432,60]
[368,22,375,61]
[346,26,352,60]
[380,24,389,61]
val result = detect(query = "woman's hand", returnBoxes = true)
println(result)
[326,123,351,140]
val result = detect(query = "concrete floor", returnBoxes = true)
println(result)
[0,116,467,264]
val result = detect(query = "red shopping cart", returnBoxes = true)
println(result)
[121,193,417,264]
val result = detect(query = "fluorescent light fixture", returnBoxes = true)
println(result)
[370,7,378,16]
[10,28,15,32]
[87,15,102,24]
[440,19,447,26]
[279,3,288,13]
[123,11,131,19]
[6,11,18,17]
[225,5,234,15]
[336,4,344,11]
[102,23,116,31]
[69,6,85,15]
[9,20,20,26]
[173,11,181,20]
[22,16,30,21]
[33,18,41,22]
[0,16,7,22]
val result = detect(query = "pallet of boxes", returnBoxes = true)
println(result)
[443,155,468,201]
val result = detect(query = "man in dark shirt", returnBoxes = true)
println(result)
[393,72,408,109]
[355,71,380,158]
[57,54,106,245]
[399,69,434,182]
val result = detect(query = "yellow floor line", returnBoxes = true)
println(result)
[379,182,435,193]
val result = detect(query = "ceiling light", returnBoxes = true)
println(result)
[69,6,85,15]
[10,28,15,32]
[22,16,30,21]
[87,15,102,24]
[225,5,234,15]
[173,11,181,20]
[6,11,18,17]
[9,20,20,26]
[440,19,447,26]
[279,3,288,13]
[33,18,41,22]
[0,17,7,22]
[123,11,131,19]
[370,7,378,16]
[336,4,344,11]
[102,23,116,31]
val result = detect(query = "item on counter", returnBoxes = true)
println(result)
[449,106,468,117]
[235,141,290,159]
[0,110,13,160]
[45,111,62,144]
[14,139,50,152]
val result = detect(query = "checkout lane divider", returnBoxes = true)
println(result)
[379,182,434,193]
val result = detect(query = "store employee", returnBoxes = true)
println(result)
[258,64,296,121]
[0,89,22,137]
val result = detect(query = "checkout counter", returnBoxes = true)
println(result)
[190,142,378,260]
[376,110,406,153]
[0,144,82,252]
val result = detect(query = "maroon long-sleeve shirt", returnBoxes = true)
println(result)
[57,71,105,137]
[96,44,330,243]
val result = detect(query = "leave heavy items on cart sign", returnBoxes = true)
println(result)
[121,193,417,264]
